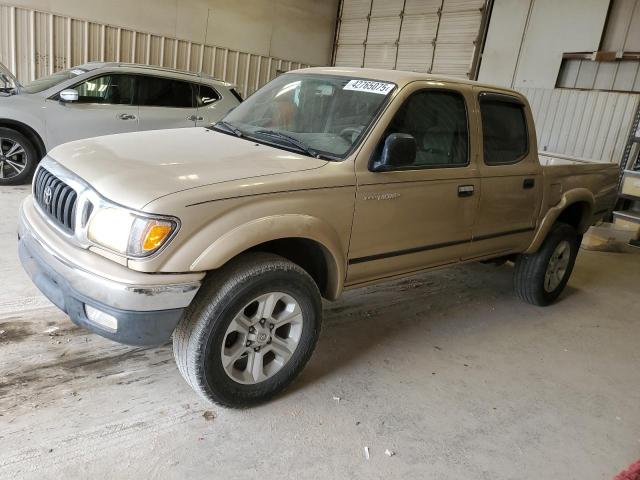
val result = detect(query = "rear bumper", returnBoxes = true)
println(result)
[18,197,203,346]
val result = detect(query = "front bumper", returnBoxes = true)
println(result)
[18,197,203,346]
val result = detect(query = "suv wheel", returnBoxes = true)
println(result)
[0,128,38,185]
[514,222,580,306]
[173,252,322,407]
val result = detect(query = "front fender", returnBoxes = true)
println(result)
[190,214,346,299]
[525,188,594,254]
[0,96,49,149]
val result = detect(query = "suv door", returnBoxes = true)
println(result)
[45,74,138,147]
[347,84,480,286]
[464,90,542,260]
[136,75,198,130]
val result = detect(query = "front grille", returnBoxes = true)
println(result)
[33,168,78,233]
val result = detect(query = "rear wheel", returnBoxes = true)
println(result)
[173,253,322,408]
[0,128,38,185]
[514,222,579,306]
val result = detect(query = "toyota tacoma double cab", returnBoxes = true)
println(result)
[18,67,619,407]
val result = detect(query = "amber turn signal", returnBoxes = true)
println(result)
[142,224,173,251]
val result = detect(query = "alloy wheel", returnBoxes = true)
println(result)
[0,137,27,180]
[544,240,571,292]
[220,291,304,384]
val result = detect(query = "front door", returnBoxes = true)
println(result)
[464,90,542,260]
[136,75,198,131]
[347,85,480,286]
[45,73,138,148]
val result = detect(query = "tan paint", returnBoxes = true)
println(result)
[348,81,481,285]
[464,87,543,258]
[524,189,595,254]
[190,213,348,299]
[35,67,620,299]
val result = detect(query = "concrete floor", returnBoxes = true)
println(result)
[1,185,639,480]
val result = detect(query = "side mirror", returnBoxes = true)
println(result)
[59,89,79,103]
[371,133,417,172]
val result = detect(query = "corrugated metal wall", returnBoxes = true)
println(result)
[0,3,312,98]
[519,87,640,163]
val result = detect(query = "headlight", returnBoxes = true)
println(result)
[87,206,177,257]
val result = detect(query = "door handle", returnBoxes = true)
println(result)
[118,113,136,120]
[458,185,475,197]
[187,115,204,121]
[523,178,535,189]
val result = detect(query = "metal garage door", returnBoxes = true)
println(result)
[333,0,487,78]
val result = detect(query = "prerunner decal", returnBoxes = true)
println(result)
[343,79,394,95]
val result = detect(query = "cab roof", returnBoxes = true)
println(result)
[289,66,521,97]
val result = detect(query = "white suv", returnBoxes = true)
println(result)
[0,62,242,185]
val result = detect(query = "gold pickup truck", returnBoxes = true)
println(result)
[18,67,619,407]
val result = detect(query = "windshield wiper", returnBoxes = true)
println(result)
[213,121,244,137]
[254,129,321,158]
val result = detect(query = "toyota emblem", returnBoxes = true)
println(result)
[43,186,53,206]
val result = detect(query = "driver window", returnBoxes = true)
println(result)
[74,75,135,105]
[380,90,469,168]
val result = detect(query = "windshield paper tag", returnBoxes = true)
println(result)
[343,80,394,95]
[70,69,85,76]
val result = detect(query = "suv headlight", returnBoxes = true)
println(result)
[87,205,178,257]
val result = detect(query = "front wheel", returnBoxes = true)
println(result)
[0,128,38,185]
[173,253,322,407]
[514,222,579,306]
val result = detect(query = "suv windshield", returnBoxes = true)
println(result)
[219,74,395,159]
[21,68,88,94]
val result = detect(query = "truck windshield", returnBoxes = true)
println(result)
[219,74,395,160]
[21,68,87,94]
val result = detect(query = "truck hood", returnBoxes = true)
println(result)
[48,128,329,209]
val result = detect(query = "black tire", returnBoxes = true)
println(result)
[514,222,579,306]
[173,252,322,408]
[0,128,38,185]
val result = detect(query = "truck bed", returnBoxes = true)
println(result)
[539,151,619,217]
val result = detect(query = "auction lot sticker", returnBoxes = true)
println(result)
[343,80,395,95]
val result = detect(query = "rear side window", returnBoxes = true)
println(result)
[194,84,220,107]
[137,76,194,108]
[479,94,528,165]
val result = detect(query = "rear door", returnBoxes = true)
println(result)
[45,73,139,147]
[193,83,225,126]
[136,75,198,131]
[464,90,542,260]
